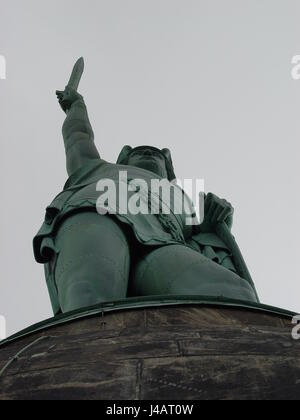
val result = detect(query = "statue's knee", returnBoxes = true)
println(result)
[60,280,101,313]
[57,263,129,313]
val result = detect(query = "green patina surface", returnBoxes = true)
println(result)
[33,58,260,318]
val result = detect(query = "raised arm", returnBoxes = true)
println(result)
[56,86,100,176]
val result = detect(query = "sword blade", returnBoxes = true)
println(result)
[67,57,85,91]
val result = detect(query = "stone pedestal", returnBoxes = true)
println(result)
[0,302,298,400]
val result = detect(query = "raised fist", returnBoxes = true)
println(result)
[56,86,83,113]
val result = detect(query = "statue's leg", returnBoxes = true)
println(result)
[131,245,258,303]
[54,211,130,313]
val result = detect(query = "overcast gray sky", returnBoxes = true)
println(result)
[1,0,300,336]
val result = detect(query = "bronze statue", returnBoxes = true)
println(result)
[33,58,259,315]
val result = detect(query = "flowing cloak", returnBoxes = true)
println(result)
[33,158,237,315]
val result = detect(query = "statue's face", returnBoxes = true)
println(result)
[127,147,168,178]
